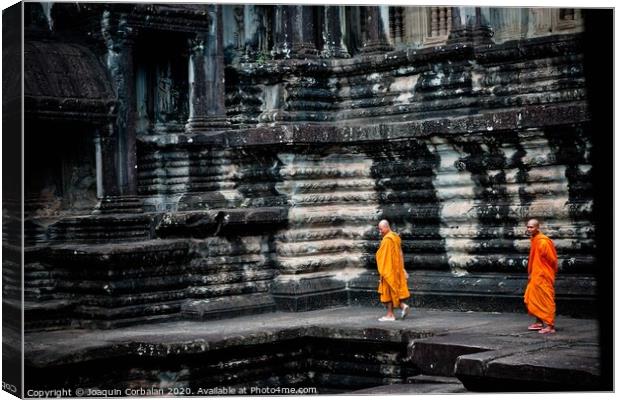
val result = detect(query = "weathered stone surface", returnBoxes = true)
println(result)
[182,293,276,320]
[455,344,601,391]
[22,236,283,329]
[24,307,601,392]
[411,333,532,377]
[350,382,466,394]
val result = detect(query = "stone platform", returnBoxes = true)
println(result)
[24,307,602,394]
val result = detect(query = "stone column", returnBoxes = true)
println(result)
[272,5,318,59]
[99,11,143,206]
[114,33,138,196]
[95,123,119,197]
[476,7,494,42]
[186,4,229,132]
[322,6,350,58]
[448,6,493,45]
[359,6,393,54]
[294,6,319,57]
[241,4,260,61]
[272,5,293,58]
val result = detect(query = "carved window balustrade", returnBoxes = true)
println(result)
[554,8,583,31]
[530,8,583,37]
[389,6,405,46]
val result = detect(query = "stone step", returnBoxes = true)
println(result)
[410,334,499,377]
[182,292,276,320]
[406,374,462,384]
[348,382,466,394]
[48,214,152,243]
[24,299,76,331]
[455,343,601,392]
[94,196,144,214]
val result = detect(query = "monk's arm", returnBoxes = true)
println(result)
[401,249,409,278]
[539,240,559,270]
[539,240,552,261]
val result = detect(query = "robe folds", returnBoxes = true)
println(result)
[524,233,558,326]
[376,231,410,307]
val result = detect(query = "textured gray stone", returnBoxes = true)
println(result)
[24,307,601,393]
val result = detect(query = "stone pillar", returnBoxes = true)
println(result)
[272,5,293,58]
[473,7,494,45]
[294,6,319,57]
[447,6,469,43]
[359,6,393,54]
[448,6,493,45]
[241,4,259,61]
[100,11,138,197]
[115,34,138,196]
[95,123,119,197]
[272,5,318,59]
[186,4,229,132]
[322,6,350,58]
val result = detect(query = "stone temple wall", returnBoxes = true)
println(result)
[15,3,602,331]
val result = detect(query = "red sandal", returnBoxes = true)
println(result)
[528,323,543,330]
[539,326,556,334]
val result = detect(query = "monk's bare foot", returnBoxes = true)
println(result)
[378,315,396,322]
[528,323,543,330]
[539,326,556,334]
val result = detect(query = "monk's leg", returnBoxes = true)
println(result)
[380,286,400,318]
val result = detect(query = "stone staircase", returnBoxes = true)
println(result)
[94,196,144,214]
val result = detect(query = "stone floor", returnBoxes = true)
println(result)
[25,306,602,393]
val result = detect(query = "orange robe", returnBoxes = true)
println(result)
[376,231,410,307]
[524,232,558,326]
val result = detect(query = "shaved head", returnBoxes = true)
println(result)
[527,219,540,228]
[526,219,540,237]
[378,220,391,236]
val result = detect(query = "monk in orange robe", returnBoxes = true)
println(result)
[524,219,558,334]
[376,220,410,321]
